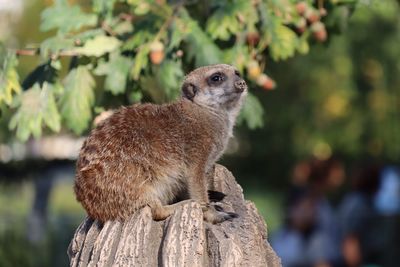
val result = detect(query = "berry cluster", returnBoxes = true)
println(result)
[247,60,276,91]
[295,1,328,42]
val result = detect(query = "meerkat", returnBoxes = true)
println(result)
[74,64,247,224]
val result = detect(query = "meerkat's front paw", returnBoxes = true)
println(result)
[202,204,238,224]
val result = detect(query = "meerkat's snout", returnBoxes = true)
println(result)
[234,79,247,93]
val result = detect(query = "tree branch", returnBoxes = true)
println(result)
[13,48,80,57]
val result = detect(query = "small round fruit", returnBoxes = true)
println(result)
[150,51,164,64]
[305,8,320,23]
[314,29,327,42]
[319,7,327,17]
[176,50,184,57]
[296,2,307,15]
[150,41,165,65]
[247,60,261,79]
[295,17,307,33]
[246,31,260,46]
[257,73,276,90]
[311,21,327,42]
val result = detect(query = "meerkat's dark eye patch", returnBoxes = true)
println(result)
[208,72,226,86]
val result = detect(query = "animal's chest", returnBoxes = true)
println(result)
[208,128,230,163]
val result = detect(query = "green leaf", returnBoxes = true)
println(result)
[41,83,61,132]
[297,34,310,55]
[94,52,133,95]
[132,2,150,15]
[0,50,21,106]
[223,46,250,72]
[40,36,75,58]
[131,45,150,80]
[92,0,117,18]
[113,21,134,35]
[206,1,257,41]
[74,29,105,43]
[40,0,97,34]
[61,65,95,134]
[122,30,153,51]
[156,60,184,100]
[139,75,164,103]
[9,82,61,142]
[238,93,264,129]
[73,35,121,57]
[269,24,298,61]
[182,11,222,66]
[128,91,143,103]
[206,8,238,40]
[168,20,186,51]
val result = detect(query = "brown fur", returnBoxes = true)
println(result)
[74,64,247,223]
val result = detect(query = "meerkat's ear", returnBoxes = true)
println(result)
[181,82,198,101]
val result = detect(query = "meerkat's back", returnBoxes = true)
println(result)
[75,103,188,221]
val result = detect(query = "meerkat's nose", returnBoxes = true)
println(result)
[234,80,247,93]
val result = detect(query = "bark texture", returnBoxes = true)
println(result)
[68,164,281,267]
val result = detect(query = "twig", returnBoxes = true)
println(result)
[153,3,183,42]
[13,48,80,57]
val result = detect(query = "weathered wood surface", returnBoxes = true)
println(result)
[68,165,281,267]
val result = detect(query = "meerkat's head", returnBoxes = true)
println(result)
[181,64,247,111]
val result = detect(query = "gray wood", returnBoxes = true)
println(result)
[68,165,281,267]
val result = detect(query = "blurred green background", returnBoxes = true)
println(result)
[0,0,399,266]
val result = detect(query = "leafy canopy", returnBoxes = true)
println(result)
[0,0,357,142]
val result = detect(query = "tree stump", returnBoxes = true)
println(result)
[68,165,281,266]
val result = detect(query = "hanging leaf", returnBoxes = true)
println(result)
[94,52,133,95]
[92,0,117,18]
[0,50,21,106]
[9,82,61,142]
[73,35,121,57]
[297,34,310,55]
[40,36,75,58]
[60,65,95,134]
[74,29,105,43]
[41,83,62,133]
[269,24,298,61]
[206,6,240,41]
[113,21,134,35]
[156,60,184,100]
[131,45,150,80]
[182,11,222,66]
[238,93,264,129]
[40,0,97,34]
[122,30,153,51]
[206,1,253,41]
[168,19,188,51]
[223,46,250,72]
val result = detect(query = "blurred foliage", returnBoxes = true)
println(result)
[224,0,400,186]
[0,0,358,142]
[0,180,84,267]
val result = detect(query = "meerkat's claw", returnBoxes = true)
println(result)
[203,204,238,224]
[208,190,226,202]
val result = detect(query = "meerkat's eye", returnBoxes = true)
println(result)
[208,72,225,85]
[234,70,241,77]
